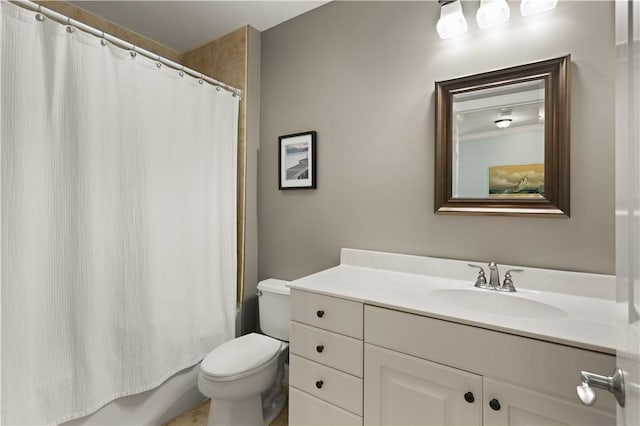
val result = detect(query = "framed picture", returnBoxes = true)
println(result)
[278,131,317,190]
[488,163,545,198]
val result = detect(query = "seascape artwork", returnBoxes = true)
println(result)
[488,163,544,198]
[285,142,309,180]
[278,130,316,189]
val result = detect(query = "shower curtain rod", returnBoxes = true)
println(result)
[10,0,243,98]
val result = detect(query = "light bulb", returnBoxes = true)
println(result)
[494,118,513,128]
[477,0,510,29]
[520,0,558,16]
[437,1,468,39]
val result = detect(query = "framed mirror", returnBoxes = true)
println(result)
[434,55,570,217]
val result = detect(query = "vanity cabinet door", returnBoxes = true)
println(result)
[483,378,615,426]
[364,344,482,426]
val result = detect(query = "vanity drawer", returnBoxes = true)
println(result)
[290,320,363,377]
[289,387,362,426]
[291,289,363,339]
[290,354,363,416]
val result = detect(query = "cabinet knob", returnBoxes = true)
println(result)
[464,392,475,403]
[315,380,324,389]
[316,310,325,318]
[489,398,501,411]
[316,344,324,353]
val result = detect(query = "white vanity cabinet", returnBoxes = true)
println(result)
[364,305,616,426]
[289,289,364,425]
[288,289,616,426]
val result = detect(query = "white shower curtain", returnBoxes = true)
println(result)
[0,3,239,425]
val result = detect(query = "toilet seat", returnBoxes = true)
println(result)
[200,333,283,381]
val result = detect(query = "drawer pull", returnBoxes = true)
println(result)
[315,380,324,389]
[316,345,324,353]
[489,398,501,411]
[316,310,325,318]
[464,392,475,403]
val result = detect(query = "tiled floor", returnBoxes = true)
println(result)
[164,395,288,426]
[164,399,210,426]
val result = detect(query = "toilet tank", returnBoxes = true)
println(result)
[257,279,290,341]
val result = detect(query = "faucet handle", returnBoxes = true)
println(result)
[468,264,488,288]
[501,269,524,292]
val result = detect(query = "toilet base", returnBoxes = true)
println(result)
[263,392,286,425]
[207,395,262,426]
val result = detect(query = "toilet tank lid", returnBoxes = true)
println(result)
[201,333,282,378]
[257,278,290,295]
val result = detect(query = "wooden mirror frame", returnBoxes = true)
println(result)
[434,55,571,217]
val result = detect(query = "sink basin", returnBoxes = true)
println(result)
[429,289,568,319]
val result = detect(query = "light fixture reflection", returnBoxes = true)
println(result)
[437,0,468,39]
[494,118,513,129]
[520,0,558,16]
[476,0,510,29]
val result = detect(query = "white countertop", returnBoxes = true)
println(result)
[288,249,616,355]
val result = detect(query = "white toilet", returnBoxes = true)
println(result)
[198,279,290,426]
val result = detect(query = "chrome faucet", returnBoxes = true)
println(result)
[469,262,524,292]
[488,261,500,288]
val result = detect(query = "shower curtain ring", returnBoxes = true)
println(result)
[35,5,44,23]
[65,17,73,33]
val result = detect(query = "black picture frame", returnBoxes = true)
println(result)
[278,131,317,190]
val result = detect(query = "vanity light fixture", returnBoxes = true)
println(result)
[476,0,510,29]
[437,0,468,39]
[520,0,558,16]
[436,0,556,40]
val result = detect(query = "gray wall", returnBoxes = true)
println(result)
[259,1,615,279]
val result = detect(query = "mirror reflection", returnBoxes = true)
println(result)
[452,79,545,199]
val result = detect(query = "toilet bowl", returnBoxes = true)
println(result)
[198,279,290,426]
